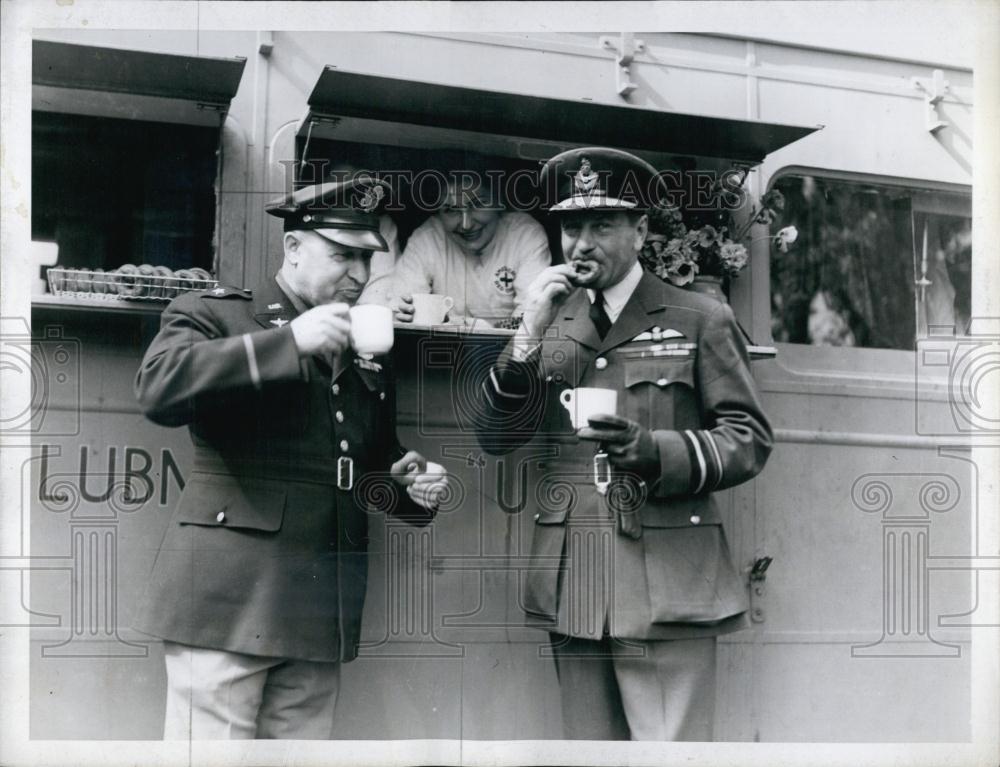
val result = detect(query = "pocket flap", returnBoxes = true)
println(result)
[175,473,286,532]
[624,358,695,389]
[639,497,721,528]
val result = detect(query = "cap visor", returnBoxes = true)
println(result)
[313,228,389,252]
[549,195,639,212]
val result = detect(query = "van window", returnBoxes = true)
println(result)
[769,174,971,350]
[32,111,219,274]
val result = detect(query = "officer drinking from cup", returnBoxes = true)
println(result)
[477,148,773,741]
[133,176,448,740]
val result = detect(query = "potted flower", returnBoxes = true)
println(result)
[640,169,798,302]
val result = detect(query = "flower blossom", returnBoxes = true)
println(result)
[775,225,799,253]
[720,242,748,273]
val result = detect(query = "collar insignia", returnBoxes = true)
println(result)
[270,318,288,328]
[268,302,283,310]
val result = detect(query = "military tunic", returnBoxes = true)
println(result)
[478,271,773,641]
[132,276,432,663]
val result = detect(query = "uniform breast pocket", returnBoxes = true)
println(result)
[623,358,696,430]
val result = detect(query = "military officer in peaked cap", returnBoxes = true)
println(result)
[133,175,448,740]
[477,148,773,741]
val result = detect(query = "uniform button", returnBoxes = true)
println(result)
[216,511,226,524]
[595,357,608,370]
[690,515,701,525]
[533,513,540,521]
[379,392,386,401]
[335,411,344,423]
[340,440,349,452]
[656,377,668,387]
[545,375,553,382]
[331,384,340,395]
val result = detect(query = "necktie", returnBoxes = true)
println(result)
[589,291,612,340]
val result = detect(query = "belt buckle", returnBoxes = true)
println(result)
[593,452,611,496]
[337,456,354,491]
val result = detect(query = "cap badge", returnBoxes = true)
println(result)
[574,158,600,195]
[355,183,385,213]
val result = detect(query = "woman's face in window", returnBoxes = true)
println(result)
[438,182,502,256]
[808,290,855,347]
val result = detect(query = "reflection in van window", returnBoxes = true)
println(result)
[769,175,971,350]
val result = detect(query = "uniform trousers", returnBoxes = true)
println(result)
[549,632,716,741]
[162,641,341,740]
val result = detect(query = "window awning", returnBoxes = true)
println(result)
[302,67,820,164]
[32,40,246,127]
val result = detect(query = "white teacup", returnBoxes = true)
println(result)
[559,387,618,430]
[349,304,394,355]
[411,293,454,325]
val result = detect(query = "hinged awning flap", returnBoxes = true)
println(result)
[33,40,246,126]
[305,67,820,163]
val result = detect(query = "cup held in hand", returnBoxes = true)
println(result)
[559,387,617,430]
[411,293,454,325]
[349,304,394,355]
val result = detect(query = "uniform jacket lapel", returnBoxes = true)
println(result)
[598,270,667,353]
[556,288,600,386]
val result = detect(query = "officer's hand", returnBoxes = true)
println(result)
[390,451,427,485]
[407,461,448,510]
[520,265,577,338]
[577,414,661,483]
[289,303,352,358]
[390,452,448,509]
[393,294,415,323]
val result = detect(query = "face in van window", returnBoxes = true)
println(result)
[438,181,502,257]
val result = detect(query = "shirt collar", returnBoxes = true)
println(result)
[275,270,310,316]
[587,261,644,318]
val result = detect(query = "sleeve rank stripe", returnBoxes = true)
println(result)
[684,429,708,494]
[242,333,262,390]
[702,430,725,490]
[512,342,543,362]
[489,366,529,399]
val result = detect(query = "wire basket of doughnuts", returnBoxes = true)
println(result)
[47,265,219,301]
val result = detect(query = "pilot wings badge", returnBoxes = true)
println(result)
[355,183,385,213]
[574,158,600,195]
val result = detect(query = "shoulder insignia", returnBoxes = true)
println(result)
[202,285,252,300]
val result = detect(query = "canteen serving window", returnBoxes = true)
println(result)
[32,112,219,273]
[30,40,245,301]
[295,67,820,305]
[768,172,971,350]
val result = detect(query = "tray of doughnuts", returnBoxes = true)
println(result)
[47,265,218,301]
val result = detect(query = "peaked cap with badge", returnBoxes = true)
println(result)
[540,146,669,212]
[265,175,390,252]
